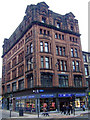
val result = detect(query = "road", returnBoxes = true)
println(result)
[0,109,90,120]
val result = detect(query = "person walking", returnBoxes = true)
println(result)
[82,104,85,111]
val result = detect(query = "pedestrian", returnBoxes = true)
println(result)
[61,105,64,114]
[63,105,66,115]
[69,104,73,114]
[82,104,85,111]
[67,105,70,115]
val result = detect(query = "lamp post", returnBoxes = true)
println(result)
[33,89,39,118]
[72,94,75,115]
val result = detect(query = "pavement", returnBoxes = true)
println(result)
[1,109,90,119]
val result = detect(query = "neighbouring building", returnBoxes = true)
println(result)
[82,51,90,90]
[2,2,87,112]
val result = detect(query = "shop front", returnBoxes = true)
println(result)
[58,93,86,110]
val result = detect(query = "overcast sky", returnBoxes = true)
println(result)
[0,0,89,78]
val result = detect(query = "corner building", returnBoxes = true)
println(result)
[2,2,87,112]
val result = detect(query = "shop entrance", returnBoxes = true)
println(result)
[59,98,70,111]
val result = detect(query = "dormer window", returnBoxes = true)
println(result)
[71,24,74,31]
[57,22,60,28]
[42,17,46,23]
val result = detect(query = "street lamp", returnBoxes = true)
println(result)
[33,89,39,118]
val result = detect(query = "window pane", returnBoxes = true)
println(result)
[45,42,48,52]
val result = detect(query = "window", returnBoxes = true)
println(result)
[57,22,60,28]
[7,84,10,93]
[30,43,33,53]
[40,42,43,52]
[56,46,59,55]
[62,35,64,40]
[55,33,58,39]
[41,56,44,68]
[64,61,67,71]
[60,60,63,71]
[41,73,52,87]
[42,17,46,23]
[74,75,82,87]
[57,59,60,71]
[75,48,78,57]
[12,68,17,79]
[44,30,46,35]
[70,37,72,41]
[63,47,65,56]
[40,29,42,34]
[71,24,74,31]
[27,75,33,88]
[60,47,62,55]
[27,59,29,71]
[18,79,24,90]
[76,61,79,71]
[85,66,89,76]
[47,31,50,36]
[27,45,29,54]
[12,82,16,92]
[18,65,24,77]
[59,34,61,39]
[71,48,74,57]
[30,57,33,70]
[83,55,87,62]
[45,57,49,69]
[72,61,75,71]
[59,75,68,87]
[45,42,49,52]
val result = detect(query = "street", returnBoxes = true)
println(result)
[0,109,90,120]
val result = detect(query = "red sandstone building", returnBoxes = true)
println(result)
[2,2,87,112]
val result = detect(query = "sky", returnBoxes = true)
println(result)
[0,0,89,78]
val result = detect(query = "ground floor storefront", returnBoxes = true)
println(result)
[2,87,87,113]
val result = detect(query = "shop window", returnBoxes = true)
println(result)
[12,82,16,92]
[18,79,24,90]
[41,73,53,87]
[26,99,36,112]
[74,75,82,87]
[40,98,56,112]
[7,84,10,93]
[58,75,68,87]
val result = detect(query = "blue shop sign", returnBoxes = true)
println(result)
[75,93,86,97]
[58,94,72,97]
[21,96,27,99]
[16,97,21,100]
[28,95,35,99]
[41,94,55,98]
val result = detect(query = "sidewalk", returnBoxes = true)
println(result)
[7,109,90,119]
